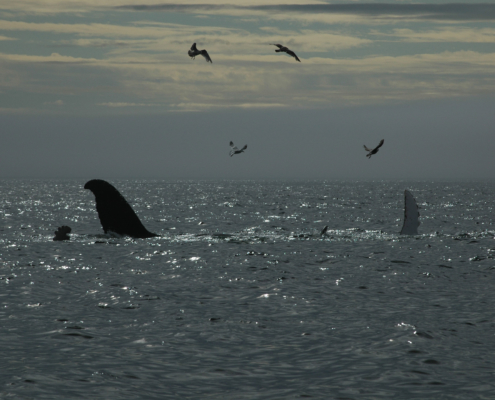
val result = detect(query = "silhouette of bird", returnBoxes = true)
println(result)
[271,44,300,62]
[230,141,247,157]
[188,43,212,63]
[364,139,384,158]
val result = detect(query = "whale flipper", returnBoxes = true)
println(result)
[400,190,420,235]
[84,179,158,238]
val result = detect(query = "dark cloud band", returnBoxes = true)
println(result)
[115,3,495,21]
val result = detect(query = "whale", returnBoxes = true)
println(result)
[53,225,71,241]
[320,225,329,236]
[400,190,420,235]
[84,179,158,238]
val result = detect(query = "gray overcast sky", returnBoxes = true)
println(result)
[2,96,494,180]
[1,1,494,180]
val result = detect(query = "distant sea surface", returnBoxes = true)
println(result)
[1,179,495,399]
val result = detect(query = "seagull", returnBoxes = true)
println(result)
[271,44,301,62]
[188,43,212,63]
[230,141,247,157]
[364,139,384,158]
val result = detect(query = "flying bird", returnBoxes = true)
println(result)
[230,141,247,157]
[188,43,212,63]
[364,139,384,158]
[271,44,301,62]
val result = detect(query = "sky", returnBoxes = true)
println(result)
[1,0,495,180]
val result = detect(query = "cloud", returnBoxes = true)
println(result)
[0,35,17,41]
[0,19,228,38]
[5,48,494,75]
[2,0,321,14]
[375,28,495,43]
[236,102,285,108]
[0,107,33,114]
[57,38,138,48]
[0,19,370,55]
[98,102,160,107]
[5,2,495,23]
[115,4,495,22]
[44,99,64,105]
[0,52,99,64]
[172,101,286,111]
[3,48,495,113]
[260,28,371,51]
[2,1,494,114]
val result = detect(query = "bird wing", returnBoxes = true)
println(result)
[286,49,301,61]
[241,145,247,150]
[190,43,198,51]
[271,44,283,49]
[375,139,384,150]
[364,145,372,152]
[230,141,235,147]
[200,50,212,63]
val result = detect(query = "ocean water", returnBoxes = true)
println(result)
[1,179,495,399]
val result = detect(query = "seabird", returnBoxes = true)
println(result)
[188,43,212,63]
[271,44,301,62]
[364,139,384,158]
[229,141,247,157]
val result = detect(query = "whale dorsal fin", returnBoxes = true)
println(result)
[400,190,420,235]
[84,179,157,238]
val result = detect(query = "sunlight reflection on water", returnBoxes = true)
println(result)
[1,180,495,398]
